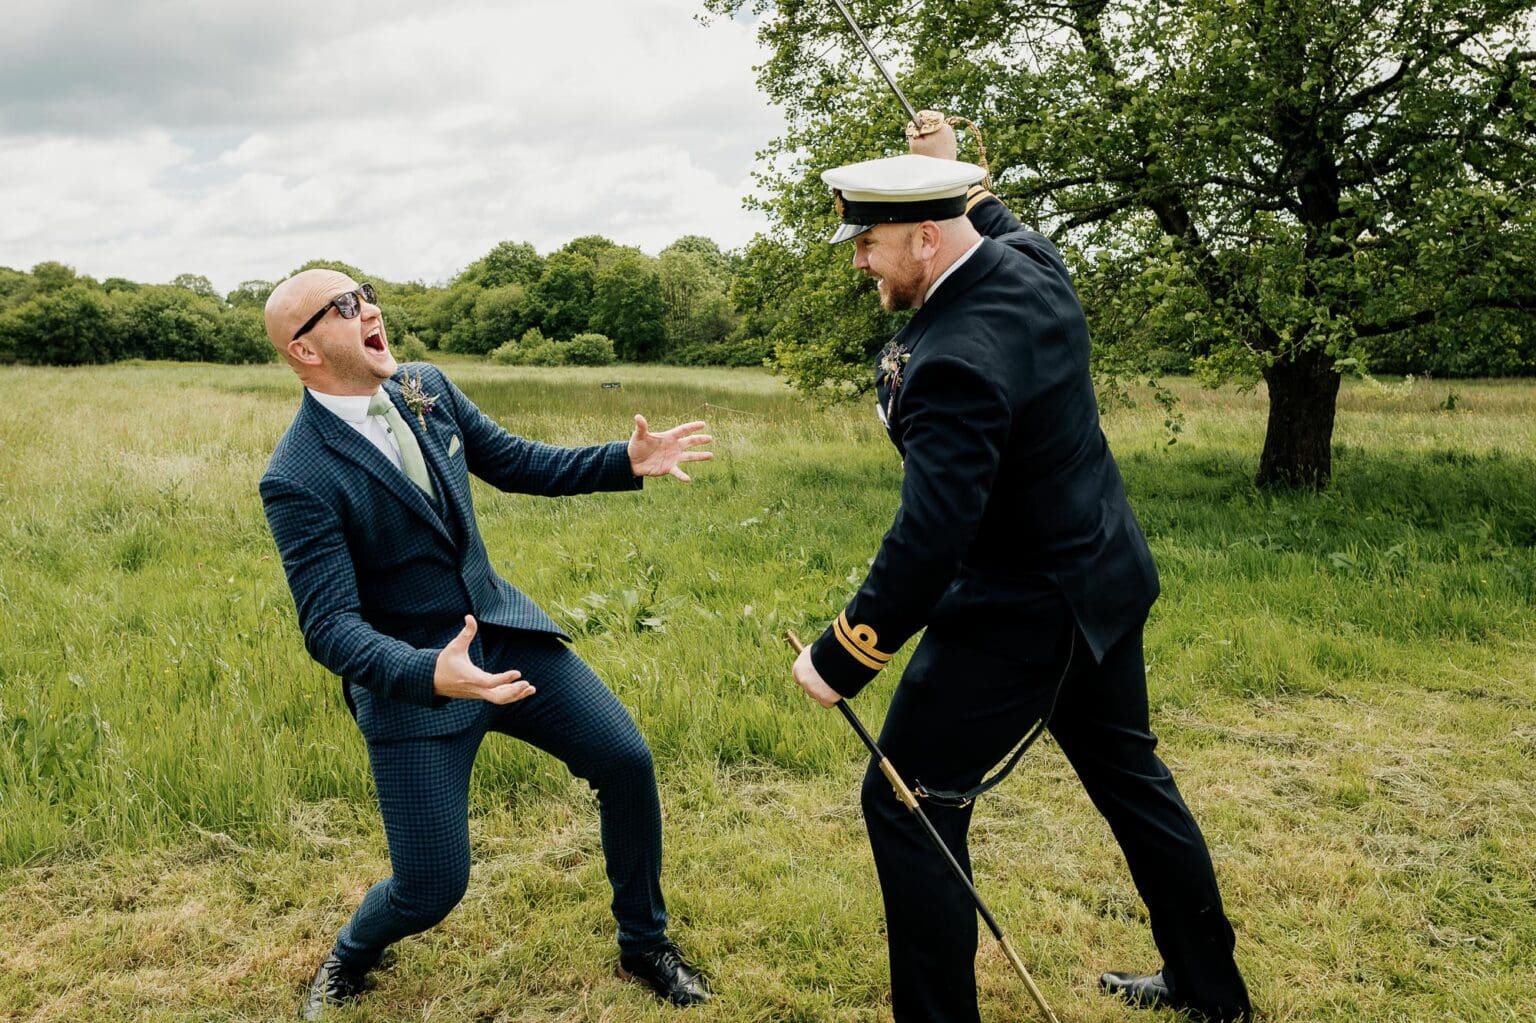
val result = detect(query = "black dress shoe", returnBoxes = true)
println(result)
[617,940,712,1006]
[1099,970,1250,1022]
[299,955,371,1020]
[1100,970,1175,1008]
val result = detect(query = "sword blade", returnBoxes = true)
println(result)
[827,0,922,129]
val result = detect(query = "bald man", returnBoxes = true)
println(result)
[259,269,713,1018]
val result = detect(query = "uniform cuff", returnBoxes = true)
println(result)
[809,611,895,699]
[965,185,996,213]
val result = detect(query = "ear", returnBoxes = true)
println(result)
[286,338,322,366]
[916,220,944,260]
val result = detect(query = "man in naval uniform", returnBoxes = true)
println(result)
[790,122,1253,1023]
[259,268,714,1018]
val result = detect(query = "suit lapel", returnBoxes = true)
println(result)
[303,390,455,545]
[382,376,474,543]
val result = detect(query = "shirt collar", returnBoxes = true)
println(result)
[307,386,385,425]
[924,236,985,303]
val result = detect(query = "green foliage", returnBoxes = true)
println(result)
[169,273,220,300]
[659,246,738,351]
[395,332,429,362]
[490,326,564,366]
[563,332,618,366]
[532,250,597,339]
[705,0,1536,486]
[0,286,119,364]
[591,250,666,361]
[225,279,275,309]
[457,240,544,289]
[2,365,1535,1020]
[114,285,226,361]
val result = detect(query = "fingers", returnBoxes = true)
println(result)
[681,433,713,448]
[483,680,536,705]
[665,420,708,436]
[679,451,713,463]
[668,466,692,483]
[633,413,649,436]
[449,614,478,650]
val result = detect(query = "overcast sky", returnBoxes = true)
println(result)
[0,0,784,293]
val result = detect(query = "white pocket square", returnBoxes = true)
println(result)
[447,435,462,456]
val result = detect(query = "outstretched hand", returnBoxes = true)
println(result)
[433,615,536,704]
[628,414,713,482]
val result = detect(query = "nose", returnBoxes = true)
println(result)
[852,246,869,270]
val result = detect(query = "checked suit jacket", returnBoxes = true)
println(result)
[260,363,641,742]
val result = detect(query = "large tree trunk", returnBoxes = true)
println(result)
[1256,348,1342,489]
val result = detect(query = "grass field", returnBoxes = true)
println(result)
[1,361,1532,1022]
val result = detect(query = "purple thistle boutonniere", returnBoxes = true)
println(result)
[399,370,439,429]
[877,342,911,421]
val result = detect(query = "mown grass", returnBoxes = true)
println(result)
[0,362,1532,1022]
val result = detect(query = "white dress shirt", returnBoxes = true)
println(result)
[924,236,985,304]
[308,387,403,470]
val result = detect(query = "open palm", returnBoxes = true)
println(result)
[627,414,713,482]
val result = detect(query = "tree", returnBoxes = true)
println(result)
[532,250,597,339]
[30,261,79,295]
[114,285,224,361]
[170,273,220,300]
[469,284,538,354]
[591,249,667,360]
[459,241,544,289]
[226,280,275,309]
[659,247,737,351]
[707,0,1536,488]
[0,286,119,365]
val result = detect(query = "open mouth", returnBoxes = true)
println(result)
[364,328,385,353]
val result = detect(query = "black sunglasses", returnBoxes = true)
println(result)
[292,282,378,340]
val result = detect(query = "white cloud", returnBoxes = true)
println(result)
[0,0,782,292]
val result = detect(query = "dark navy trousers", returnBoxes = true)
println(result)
[332,629,668,968]
[865,616,1250,1023]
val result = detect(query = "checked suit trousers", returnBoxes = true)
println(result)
[332,629,668,967]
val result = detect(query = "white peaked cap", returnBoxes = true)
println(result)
[821,154,987,243]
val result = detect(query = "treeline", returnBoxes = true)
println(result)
[0,234,791,369]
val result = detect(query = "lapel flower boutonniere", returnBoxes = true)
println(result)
[399,370,439,429]
[877,342,911,422]
[878,342,911,390]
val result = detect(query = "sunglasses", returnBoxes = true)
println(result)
[292,282,378,340]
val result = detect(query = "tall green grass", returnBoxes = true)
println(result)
[1,362,1532,1021]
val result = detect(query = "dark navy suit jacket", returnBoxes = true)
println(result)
[810,191,1160,697]
[260,363,640,741]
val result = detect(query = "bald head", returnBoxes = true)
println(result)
[264,268,360,354]
[265,268,396,394]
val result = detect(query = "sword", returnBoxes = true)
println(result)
[784,630,1062,1023]
[826,0,937,135]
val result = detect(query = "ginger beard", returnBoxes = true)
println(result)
[856,224,928,312]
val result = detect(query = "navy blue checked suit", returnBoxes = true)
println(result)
[261,363,667,965]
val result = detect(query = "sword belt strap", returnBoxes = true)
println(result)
[914,628,1076,809]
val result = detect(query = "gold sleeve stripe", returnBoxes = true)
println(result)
[965,189,995,212]
[966,184,987,196]
[833,612,893,671]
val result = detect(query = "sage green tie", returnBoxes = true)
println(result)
[367,392,436,499]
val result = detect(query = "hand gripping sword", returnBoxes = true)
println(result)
[826,0,943,136]
[785,630,1062,1023]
